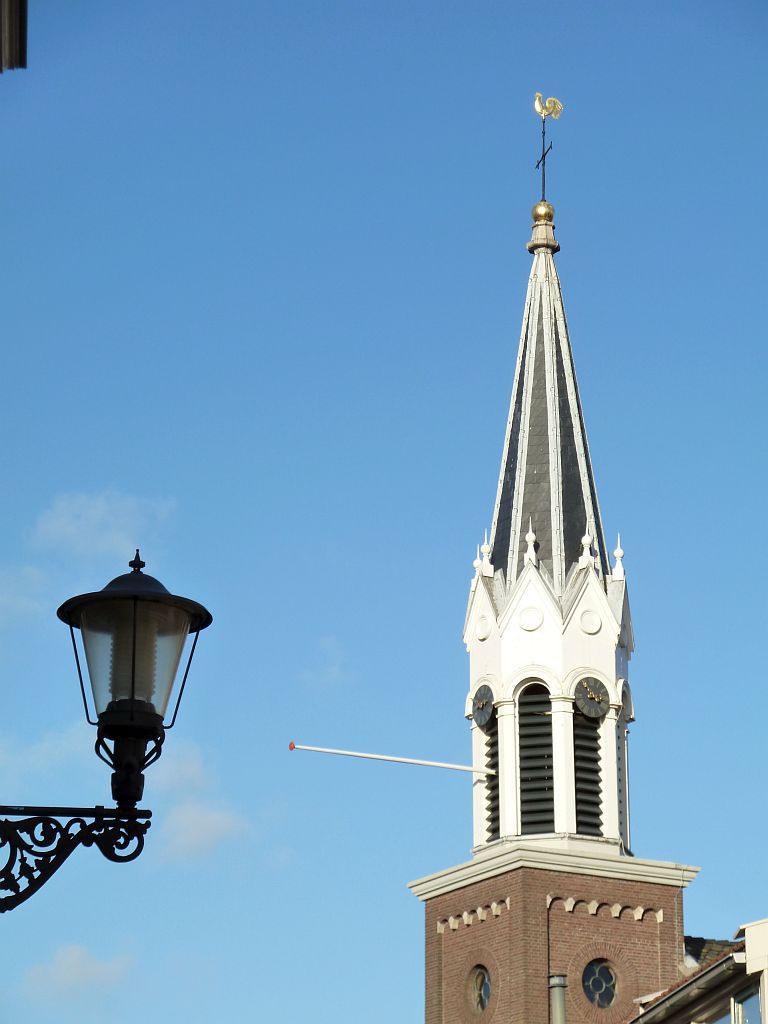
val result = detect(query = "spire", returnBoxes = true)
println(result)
[489,199,609,597]
[458,99,636,865]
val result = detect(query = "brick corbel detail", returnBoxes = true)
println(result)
[546,892,663,922]
[436,897,511,934]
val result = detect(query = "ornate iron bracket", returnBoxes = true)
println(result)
[0,805,151,912]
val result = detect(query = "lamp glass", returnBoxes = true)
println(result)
[79,598,192,716]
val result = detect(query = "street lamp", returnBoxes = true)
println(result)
[0,551,212,912]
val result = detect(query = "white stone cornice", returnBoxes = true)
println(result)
[408,839,699,902]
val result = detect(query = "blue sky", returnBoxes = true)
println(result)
[0,1,766,1021]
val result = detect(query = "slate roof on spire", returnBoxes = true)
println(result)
[489,202,609,597]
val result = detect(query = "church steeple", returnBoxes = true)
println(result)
[409,105,699,1024]
[461,109,635,855]
[490,200,609,601]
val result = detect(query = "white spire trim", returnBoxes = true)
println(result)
[613,535,625,580]
[488,270,536,572]
[506,278,541,587]
[524,519,538,566]
[539,261,566,593]
[481,531,494,577]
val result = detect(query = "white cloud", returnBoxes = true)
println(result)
[160,800,249,860]
[153,745,250,861]
[298,635,346,688]
[0,723,100,805]
[264,844,298,871]
[0,565,48,622]
[23,945,133,996]
[33,489,175,558]
[0,722,92,785]
[152,739,207,794]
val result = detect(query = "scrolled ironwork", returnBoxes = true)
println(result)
[0,806,151,912]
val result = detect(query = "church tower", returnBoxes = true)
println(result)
[409,107,698,1024]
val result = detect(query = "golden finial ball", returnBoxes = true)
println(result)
[532,201,555,224]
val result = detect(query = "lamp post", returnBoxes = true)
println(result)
[0,551,212,912]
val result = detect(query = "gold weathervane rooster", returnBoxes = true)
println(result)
[533,93,563,201]
[534,93,563,120]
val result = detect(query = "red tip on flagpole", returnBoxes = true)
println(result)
[289,741,295,751]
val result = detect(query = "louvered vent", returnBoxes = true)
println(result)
[484,718,500,841]
[574,711,602,836]
[519,684,554,834]
[616,714,626,842]
[616,712,631,849]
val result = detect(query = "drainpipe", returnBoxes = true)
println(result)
[549,975,567,1024]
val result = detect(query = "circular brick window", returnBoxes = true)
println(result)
[582,959,617,1008]
[467,965,492,1013]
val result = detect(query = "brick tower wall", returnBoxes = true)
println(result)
[424,866,686,1024]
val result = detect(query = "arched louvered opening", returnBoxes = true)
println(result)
[518,683,554,834]
[483,714,500,841]
[616,710,630,850]
[574,711,602,836]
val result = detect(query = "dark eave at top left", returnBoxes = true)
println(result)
[0,0,28,72]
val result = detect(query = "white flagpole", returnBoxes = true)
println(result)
[289,742,495,776]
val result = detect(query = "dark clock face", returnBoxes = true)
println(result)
[574,677,610,719]
[472,684,495,729]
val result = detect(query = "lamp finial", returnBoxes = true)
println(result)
[129,549,146,573]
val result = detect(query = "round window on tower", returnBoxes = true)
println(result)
[466,964,492,1013]
[582,959,617,1008]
